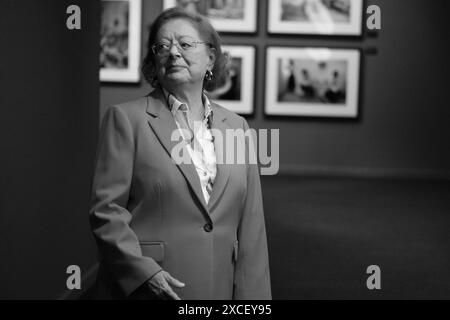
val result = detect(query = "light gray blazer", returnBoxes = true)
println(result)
[89,87,271,299]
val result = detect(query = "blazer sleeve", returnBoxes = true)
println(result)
[89,105,162,297]
[233,118,272,300]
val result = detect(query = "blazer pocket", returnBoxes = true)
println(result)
[233,240,239,263]
[140,241,165,263]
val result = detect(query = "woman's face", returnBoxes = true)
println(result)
[154,19,215,89]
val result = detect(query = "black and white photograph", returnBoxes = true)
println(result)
[268,0,363,35]
[2,0,450,306]
[163,0,257,32]
[207,45,255,115]
[100,0,142,82]
[266,47,360,117]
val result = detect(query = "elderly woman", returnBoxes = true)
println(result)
[89,7,271,300]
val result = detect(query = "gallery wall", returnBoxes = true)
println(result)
[0,0,100,298]
[100,0,450,178]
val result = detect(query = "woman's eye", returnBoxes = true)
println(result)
[180,42,193,49]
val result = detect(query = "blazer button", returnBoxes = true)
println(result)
[203,223,213,233]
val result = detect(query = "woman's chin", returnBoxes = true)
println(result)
[164,73,189,84]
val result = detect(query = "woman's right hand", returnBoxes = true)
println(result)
[146,270,185,300]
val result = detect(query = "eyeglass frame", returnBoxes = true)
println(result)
[151,37,212,57]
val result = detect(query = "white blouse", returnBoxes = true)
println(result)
[165,90,217,204]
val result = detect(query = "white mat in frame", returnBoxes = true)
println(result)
[265,47,361,118]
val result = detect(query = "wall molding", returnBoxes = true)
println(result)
[275,164,450,181]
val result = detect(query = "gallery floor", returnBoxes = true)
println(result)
[263,175,450,299]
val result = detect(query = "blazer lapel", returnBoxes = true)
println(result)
[146,88,210,217]
[207,102,231,212]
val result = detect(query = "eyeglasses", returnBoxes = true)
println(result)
[151,36,212,57]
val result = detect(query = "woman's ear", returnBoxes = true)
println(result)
[208,48,216,69]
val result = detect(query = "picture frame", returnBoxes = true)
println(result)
[100,0,142,82]
[163,0,257,33]
[268,0,363,36]
[265,47,361,118]
[207,45,255,115]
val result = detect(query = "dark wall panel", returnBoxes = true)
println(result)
[0,0,99,298]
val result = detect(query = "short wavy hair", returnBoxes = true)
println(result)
[141,7,230,91]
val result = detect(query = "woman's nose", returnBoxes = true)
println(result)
[168,43,181,58]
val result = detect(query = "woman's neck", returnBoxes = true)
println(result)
[163,83,204,115]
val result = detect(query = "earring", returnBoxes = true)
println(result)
[205,70,213,81]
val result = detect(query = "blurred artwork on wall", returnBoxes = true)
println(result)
[265,47,360,117]
[207,45,255,115]
[268,0,363,35]
[163,0,257,32]
[100,0,142,82]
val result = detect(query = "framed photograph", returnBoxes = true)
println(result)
[163,0,257,33]
[207,45,255,115]
[265,47,361,118]
[268,0,363,36]
[100,0,142,82]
